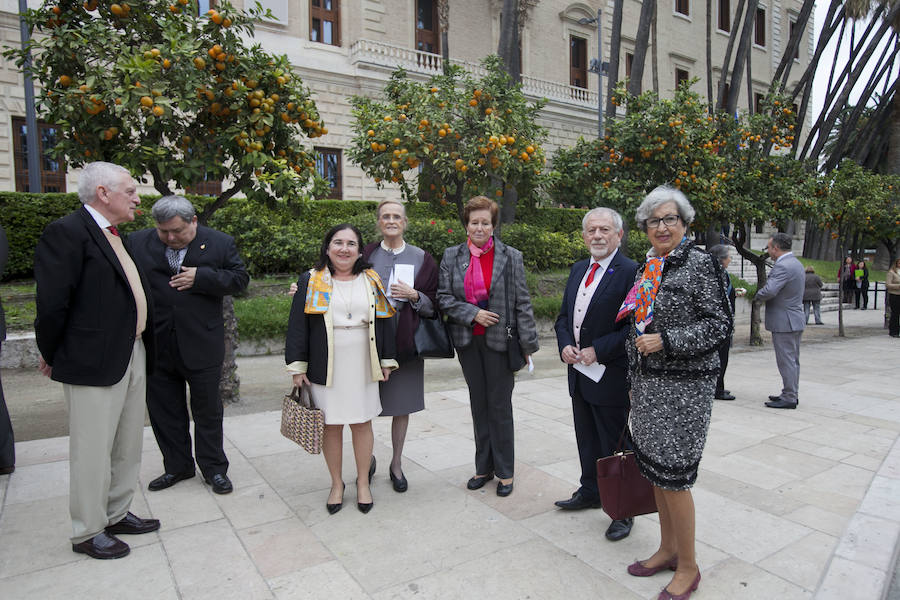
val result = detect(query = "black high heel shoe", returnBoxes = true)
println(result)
[326,482,345,515]
[357,484,374,514]
[368,455,376,485]
[389,468,408,493]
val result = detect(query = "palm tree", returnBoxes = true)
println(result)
[627,0,656,96]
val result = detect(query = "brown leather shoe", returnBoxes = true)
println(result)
[106,512,160,535]
[72,532,130,559]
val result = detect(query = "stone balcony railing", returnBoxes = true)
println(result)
[348,39,598,109]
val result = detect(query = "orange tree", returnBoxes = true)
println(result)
[550,83,817,343]
[6,0,328,222]
[347,55,548,224]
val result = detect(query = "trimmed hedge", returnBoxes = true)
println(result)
[0,192,650,279]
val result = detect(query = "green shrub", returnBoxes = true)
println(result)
[624,230,651,262]
[405,218,467,259]
[499,224,586,270]
[0,192,81,278]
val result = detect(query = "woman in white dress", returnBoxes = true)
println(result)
[285,225,398,514]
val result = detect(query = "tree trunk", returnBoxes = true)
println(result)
[627,0,656,97]
[498,0,521,82]
[715,0,746,109]
[607,0,624,120]
[706,0,713,110]
[725,0,760,115]
[651,1,659,93]
[773,0,816,91]
[219,295,240,404]
[732,225,766,345]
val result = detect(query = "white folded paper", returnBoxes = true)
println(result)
[388,263,415,302]
[574,361,606,383]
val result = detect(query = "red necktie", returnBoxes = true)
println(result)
[107,225,120,236]
[585,263,599,287]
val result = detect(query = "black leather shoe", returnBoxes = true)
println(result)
[389,468,408,493]
[204,473,233,494]
[368,455,376,485]
[466,473,494,490]
[105,512,160,535]
[496,481,514,497]
[358,486,374,513]
[0,465,14,475]
[714,392,736,400]
[148,471,195,491]
[555,491,602,510]
[72,532,130,559]
[327,483,345,515]
[605,518,634,541]
[768,395,782,402]
[765,398,798,409]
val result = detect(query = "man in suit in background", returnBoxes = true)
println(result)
[0,224,15,475]
[34,162,160,559]
[554,208,639,541]
[755,232,805,409]
[129,195,249,495]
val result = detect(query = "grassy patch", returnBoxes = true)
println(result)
[234,294,293,340]
[797,257,886,283]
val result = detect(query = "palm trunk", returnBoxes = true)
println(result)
[725,0,760,115]
[715,0,746,109]
[627,0,656,97]
[606,0,624,119]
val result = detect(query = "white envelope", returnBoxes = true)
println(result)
[388,263,415,302]
[574,361,606,383]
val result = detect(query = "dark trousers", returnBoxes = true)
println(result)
[715,336,731,395]
[0,342,14,469]
[457,336,515,479]
[147,330,228,479]
[889,294,900,337]
[854,287,868,309]
[571,379,628,500]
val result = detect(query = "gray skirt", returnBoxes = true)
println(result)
[378,357,425,416]
[629,373,714,491]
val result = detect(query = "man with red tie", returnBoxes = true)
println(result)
[34,162,160,559]
[554,208,639,541]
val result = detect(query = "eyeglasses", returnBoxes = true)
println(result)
[646,214,681,229]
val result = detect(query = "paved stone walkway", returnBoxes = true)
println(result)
[0,310,898,599]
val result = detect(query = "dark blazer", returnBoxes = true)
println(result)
[437,238,539,356]
[285,270,396,385]
[554,250,638,405]
[34,206,156,385]
[127,226,249,370]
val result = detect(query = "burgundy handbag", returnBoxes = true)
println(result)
[595,427,658,520]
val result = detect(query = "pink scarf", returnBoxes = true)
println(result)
[464,236,494,308]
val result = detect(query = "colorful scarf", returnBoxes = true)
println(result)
[464,236,494,308]
[304,268,396,318]
[616,237,688,332]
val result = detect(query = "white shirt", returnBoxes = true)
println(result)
[573,248,618,347]
[84,203,112,229]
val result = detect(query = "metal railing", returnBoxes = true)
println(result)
[348,39,598,108]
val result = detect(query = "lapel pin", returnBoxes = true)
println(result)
[200,243,206,250]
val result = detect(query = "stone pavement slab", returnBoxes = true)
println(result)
[1,313,899,599]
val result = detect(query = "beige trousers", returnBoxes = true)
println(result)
[65,339,146,543]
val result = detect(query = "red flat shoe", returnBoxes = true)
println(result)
[627,556,678,577]
[657,571,701,600]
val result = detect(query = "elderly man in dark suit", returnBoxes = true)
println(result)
[129,196,249,494]
[554,207,639,541]
[34,161,160,560]
[0,224,14,475]
[756,232,805,409]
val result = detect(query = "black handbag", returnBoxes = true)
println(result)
[503,264,527,372]
[414,312,455,359]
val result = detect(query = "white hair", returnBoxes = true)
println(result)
[77,162,132,205]
[582,207,624,233]
[634,185,695,231]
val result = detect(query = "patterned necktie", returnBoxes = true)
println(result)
[106,226,119,237]
[585,263,600,287]
[166,247,180,274]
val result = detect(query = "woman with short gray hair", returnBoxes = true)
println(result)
[619,186,731,599]
[634,186,696,232]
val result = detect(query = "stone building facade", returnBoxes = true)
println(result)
[0,0,812,200]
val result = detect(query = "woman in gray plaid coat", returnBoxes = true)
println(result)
[437,196,539,498]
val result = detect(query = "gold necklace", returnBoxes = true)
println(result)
[332,276,358,319]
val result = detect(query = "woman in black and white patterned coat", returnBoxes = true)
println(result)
[619,186,731,600]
